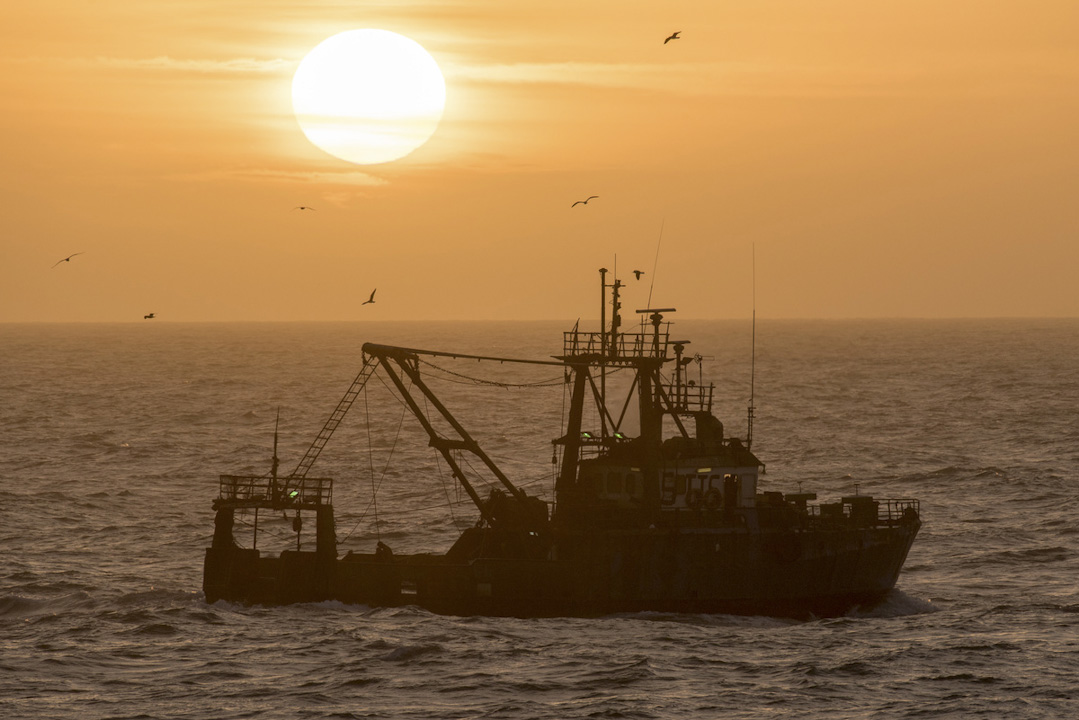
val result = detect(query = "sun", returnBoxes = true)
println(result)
[292,29,446,165]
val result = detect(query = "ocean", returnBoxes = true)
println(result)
[2,318,1077,719]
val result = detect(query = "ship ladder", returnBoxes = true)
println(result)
[289,354,377,480]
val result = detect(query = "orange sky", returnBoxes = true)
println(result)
[2,1,1077,322]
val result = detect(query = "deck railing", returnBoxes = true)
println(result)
[562,330,672,361]
[218,474,333,507]
[877,499,921,523]
[664,381,715,413]
[809,498,920,525]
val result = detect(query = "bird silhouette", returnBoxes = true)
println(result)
[52,252,84,268]
[144,313,155,319]
[664,31,681,44]
[363,289,377,305]
[572,196,598,207]
[293,206,316,211]
[633,270,644,280]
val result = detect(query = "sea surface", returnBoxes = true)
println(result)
[2,319,1077,719]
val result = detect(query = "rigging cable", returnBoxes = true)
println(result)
[340,354,577,542]
[338,369,412,545]
[424,391,460,527]
[364,369,379,542]
[417,356,565,388]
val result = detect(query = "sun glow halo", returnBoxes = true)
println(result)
[292,29,446,165]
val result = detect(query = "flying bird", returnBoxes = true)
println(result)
[572,196,598,207]
[363,289,377,305]
[52,252,84,268]
[144,313,155,319]
[292,206,316,211]
[633,270,644,280]
[664,31,681,44]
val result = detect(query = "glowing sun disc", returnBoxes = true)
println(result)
[292,29,446,165]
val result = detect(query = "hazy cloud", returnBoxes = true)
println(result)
[96,56,294,73]
[7,55,295,74]
[444,59,904,97]
[444,58,1076,98]
[175,168,389,186]
[444,61,704,89]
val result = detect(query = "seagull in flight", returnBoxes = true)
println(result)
[52,252,84,268]
[633,270,645,280]
[292,206,316,211]
[664,31,681,44]
[362,289,377,305]
[144,313,155,319]
[572,196,598,207]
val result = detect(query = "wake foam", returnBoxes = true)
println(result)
[847,589,938,618]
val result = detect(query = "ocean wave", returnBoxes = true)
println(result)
[0,594,50,616]
[918,672,1001,684]
[381,642,444,662]
[980,602,1079,618]
[985,546,1072,565]
[0,590,95,617]
[919,465,1010,482]
[124,622,179,636]
[608,610,793,629]
[845,589,939,618]
[115,587,202,607]
[578,657,656,688]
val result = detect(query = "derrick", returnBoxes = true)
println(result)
[361,343,550,530]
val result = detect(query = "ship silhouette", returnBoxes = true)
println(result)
[204,268,920,617]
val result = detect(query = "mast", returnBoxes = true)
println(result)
[557,365,590,493]
[640,310,666,445]
[747,244,757,450]
[271,408,280,501]
[606,276,623,439]
[610,278,622,358]
[599,267,607,436]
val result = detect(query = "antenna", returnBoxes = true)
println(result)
[747,244,757,450]
[646,217,664,309]
[272,407,280,479]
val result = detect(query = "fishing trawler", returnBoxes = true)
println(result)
[203,268,921,617]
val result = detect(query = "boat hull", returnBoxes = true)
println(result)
[203,521,919,618]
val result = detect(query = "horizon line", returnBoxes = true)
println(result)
[2,315,1077,325]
